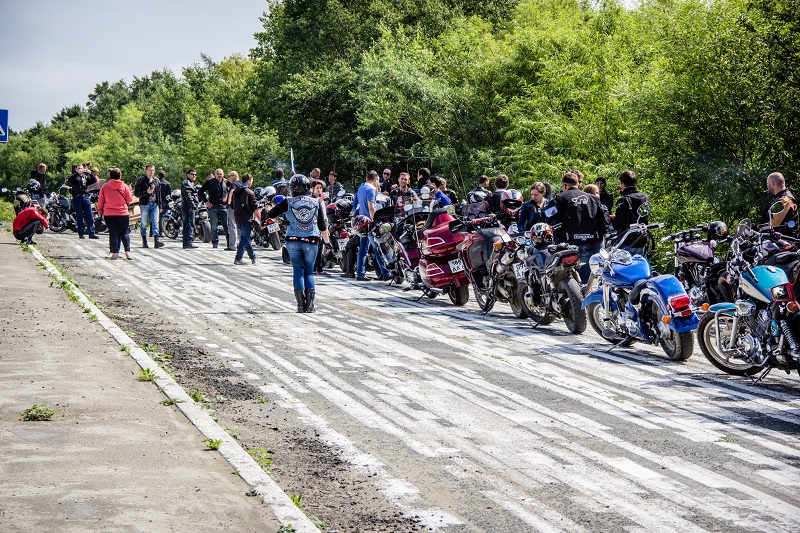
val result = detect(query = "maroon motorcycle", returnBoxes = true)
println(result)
[415,205,470,305]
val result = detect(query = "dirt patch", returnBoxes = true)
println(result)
[36,237,425,533]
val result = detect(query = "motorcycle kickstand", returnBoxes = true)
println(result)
[605,336,634,353]
[749,365,773,385]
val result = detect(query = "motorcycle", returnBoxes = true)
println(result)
[87,179,107,233]
[457,202,529,317]
[522,223,587,333]
[697,215,800,380]
[582,203,699,360]
[414,204,470,305]
[251,186,282,250]
[158,188,213,243]
[44,186,74,233]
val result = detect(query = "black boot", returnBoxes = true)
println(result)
[304,289,316,313]
[294,290,306,313]
[154,236,164,248]
[142,236,149,248]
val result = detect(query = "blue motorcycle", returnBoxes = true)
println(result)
[697,218,800,381]
[582,204,699,360]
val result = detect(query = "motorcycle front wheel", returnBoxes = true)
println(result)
[559,278,587,334]
[697,312,760,375]
[200,220,213,243]
[49,209,68,233]
[508,281,528,318]
[586,302,635,346]
[449,285,469,306]
[648,302,693,360]
[161,216,180,240]
[522,274,555,325]
[473,285,495,313]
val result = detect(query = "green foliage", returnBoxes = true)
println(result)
[248,447,273,470]
[288,493,304,509]
[20,404,57,421]
[205,438,223,450]
[137,368,157,382]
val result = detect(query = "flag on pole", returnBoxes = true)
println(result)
[290,147,296,173]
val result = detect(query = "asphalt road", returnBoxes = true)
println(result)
[38,233,800,532]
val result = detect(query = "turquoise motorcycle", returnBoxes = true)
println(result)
[697,218,800,381]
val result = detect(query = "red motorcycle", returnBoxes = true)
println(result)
[415,205,470,305]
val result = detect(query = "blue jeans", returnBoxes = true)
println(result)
[208,205,228,246]
[72,195,95,237]
[356,233,390,279]
[577,242,601,284]
[181,206,195,247]
[140,203,160,237]
[236,221,255,261]
[286,240,317,291]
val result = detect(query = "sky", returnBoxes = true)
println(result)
[0,0,268,132]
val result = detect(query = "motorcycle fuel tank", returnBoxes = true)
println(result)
[676,241,713,264]
[603,255,652,287]
[740,265,790,304]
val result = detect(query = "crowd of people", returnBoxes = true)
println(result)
[12,161,798,314]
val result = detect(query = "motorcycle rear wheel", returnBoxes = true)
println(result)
[161,217,180,240]
[586,302,636,346]
[449,285,469,306]
[697,312,760,375]
[474,285,495,313]
[270,232,281,251]
[559,278,587,334]
[648,302,692,360]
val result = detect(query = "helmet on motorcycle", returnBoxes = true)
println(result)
[289,174,311,196]
[530,222,553,244]
[274,194,286,205]
[27,179,42,194]
[253,187,263,197]
[501,189,523,218]
[353,214,372,237]
[708,221,729,239]
[263,186,276,199]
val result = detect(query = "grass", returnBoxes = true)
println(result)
[276,525,296,533]
[225,427,240,439]
[205,438,223,450]
[0,198,15,223]
[120,345,131,353]
[248,447,273,470]
[288,493,304,509]
[137,367,157,382]
[257,397,268,404]
[160,398,184,406]
[716,435,734,443]
[20,404,57,421]
[190,389,206,402]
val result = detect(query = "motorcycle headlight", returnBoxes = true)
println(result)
[589,255,605,276]
[379,223,392,235]
[516,248,526,261]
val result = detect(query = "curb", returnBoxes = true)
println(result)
[31,247,319,532]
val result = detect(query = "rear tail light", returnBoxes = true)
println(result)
[561,253,579,267]
[339,231,349,239]
[771,283,794,303]
[668,294,693,317]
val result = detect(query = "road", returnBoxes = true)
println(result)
[38,233,800,532]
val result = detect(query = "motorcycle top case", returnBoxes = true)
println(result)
[421,214,463,258]
[604,255,652,288]
[463,227,507,270]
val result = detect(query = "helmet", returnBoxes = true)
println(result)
[274,194,286,205]
[353,214,372,237]
[530,222,553,244]
[289,174,310,196]
[253,187,263,197]
[708,221,729,239]
[27,179,42,194]
[501,189,523,217]
[467,188,489,204]
[263,185,276,198]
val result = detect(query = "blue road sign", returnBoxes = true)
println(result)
[0,110,8,143]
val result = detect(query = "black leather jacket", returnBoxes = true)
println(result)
[181,179,199,211]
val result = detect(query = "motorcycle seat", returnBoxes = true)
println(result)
[422,207,450,230]
[628,279,648,305]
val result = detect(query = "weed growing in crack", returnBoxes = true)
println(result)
[289,493,304,509]
[160,398,184,406]
[248,447,273,470]
[137,368,157,382]
[205,438,223,450]
[20,404,57,421]
[190,389,206,403]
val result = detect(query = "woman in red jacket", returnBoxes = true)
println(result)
[97,168,134,260]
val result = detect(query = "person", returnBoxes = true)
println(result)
[181,168,199,249]
[353,170,392,281]
[583,184,611,226]
[225,170,241,251]
[231,173,259,265]
[440,177,458,205]
[765,172,798,236]
[67,163,99,239]
[157,170,172,217]
[380,168,394,194]
[595,176,614,213]
[489,174,509,214]
[133,164,164,248]
[198,168,231,250]
[327,171,343,198]
[266,174,331,313]
[309,167,321,181]
[416,167,431,190]
[546,172,607,283]
[311,178,330,275]
[467,175,491,204]
[612,170,650,256]
[32,163,48,197]
[428,176,452,207]
[97,168,134,260]
[571,169,584,189]
[390,172,414,213]
[13,204,48,244]
[518,182,548,231]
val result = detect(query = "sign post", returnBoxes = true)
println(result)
[0,110,8,143]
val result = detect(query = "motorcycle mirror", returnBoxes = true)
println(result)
[770,201,785,215]
[637,202,652,218]
[0,188,6,193]
[789,220,797,229]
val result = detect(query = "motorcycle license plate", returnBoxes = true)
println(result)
[448,258,465,273]
[513,262,527,281]
[267,222,280,234]
[338,238,349,250]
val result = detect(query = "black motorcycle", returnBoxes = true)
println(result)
[159,188,212,243]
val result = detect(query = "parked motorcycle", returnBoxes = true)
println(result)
[522,223,587,333]
[697,215,800,380]
[158,188,213,243]
[582,203,699,360]
[457,202,528,317]
[45,186,74,233]
[660,222,731,307]
[415,204,470,305]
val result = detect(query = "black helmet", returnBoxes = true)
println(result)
[27,179,42,194]
[708,221,729,239]
[289,174,310,196]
